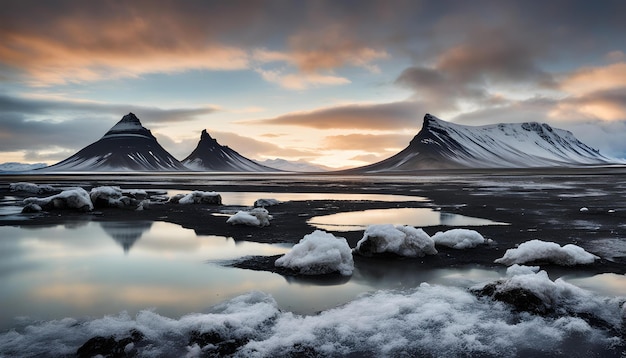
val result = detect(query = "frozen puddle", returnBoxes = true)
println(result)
[308,207,508,231]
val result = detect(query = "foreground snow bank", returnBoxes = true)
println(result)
[2,281,623,357]
[431,228,492,249]
[495,239,599,266]
[354,224,437,257]
[227,208,271,227]
[10,182,55,194]
[23,188,93,212]
[169,191,222,205]
[275,230,354,276]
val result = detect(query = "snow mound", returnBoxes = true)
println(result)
[275,230,354,276]
[169,191,222,205]
[354,224,437,257]
[226,208,272,227]
[254,198,281,207]
[494,239,599,266]
[2,285,622,357]
[9,182,55,194]
[23,188,93,212]
[506,264,540,277]
[431,228,491,249]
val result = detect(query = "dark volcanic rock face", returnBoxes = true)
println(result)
[182,129,279,172]
[41,113,188,171]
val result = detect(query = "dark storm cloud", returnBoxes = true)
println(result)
[244,101,422,130]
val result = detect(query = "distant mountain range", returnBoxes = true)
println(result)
[349,114,620,172]
[0,162,48,172]
[20,112,622,173]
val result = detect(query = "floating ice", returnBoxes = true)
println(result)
[23,188,93,212]
[354,224,437,257]
[9,182,55,194]
[227,208,271,227]
[275,230,354,276]
[169,191,222,205]
[494,239,599,266]
[254,198,281,207]
[431,228,491,249]
[580,207,589,212]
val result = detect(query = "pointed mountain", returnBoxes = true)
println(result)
[350,114,620,172]
[182,129,280,172]
[41,113,188,171]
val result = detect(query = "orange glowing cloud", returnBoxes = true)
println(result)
[560,62,626,96]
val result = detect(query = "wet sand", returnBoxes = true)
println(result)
[1,170,626,277]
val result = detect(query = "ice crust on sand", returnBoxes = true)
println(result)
[275,230,354,276]
[1,280,623,357]
[10,182,55,194]
[169,191,222,205]
[432,228,491,249]
[23,188,93,212]
[354,224,437,257]
[227,208,271,227]
[495,239,599,266]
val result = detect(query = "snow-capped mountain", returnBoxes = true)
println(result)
[0,162,48,172]
[40,113,188,171]
[351,114,620,172]
[255,158,332,172]
[182,130,279,172]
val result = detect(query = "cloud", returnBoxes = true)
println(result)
[245,101,421,130]
[559,62,626,96]
[255,68,350,90]
[209,131,317,160]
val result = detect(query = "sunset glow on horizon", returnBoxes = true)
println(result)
[1,1,625,169]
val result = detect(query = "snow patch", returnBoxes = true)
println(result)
[9,182,55,194]
[354,224,437,257]
[226,208,271,227]
[23,188,93,212]
[431,228,492,249]
[169,191,222,205]
[275,230,354,276]
[494,239,599,266]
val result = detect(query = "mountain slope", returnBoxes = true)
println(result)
[351,114,619,172]
[41,113,188,171]
[182,130,279,172]
[255,158,332,172]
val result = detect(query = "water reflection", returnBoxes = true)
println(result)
[100,221,153,253]
[308,208,508,231]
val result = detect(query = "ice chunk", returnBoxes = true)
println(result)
[226,208,271,227]
[354,224,437,257]
[579,207,589,212]
[494,239,599,266]
[275,230,354,276]
[23,188,93,212]
[169,191,222,205]
[21,203,42,213]
[254,198,281,207]
[9,182,55,194]
[431,228,491,249]
[89,186,142,209]
[506,264,540,277]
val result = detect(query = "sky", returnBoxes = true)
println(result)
[1,0,625,169]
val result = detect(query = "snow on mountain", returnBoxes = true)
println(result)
[352,114,621,172]
[182,130,280,172]
[40,113,188,172]
[255,158,331,172]
[0,162,48,172]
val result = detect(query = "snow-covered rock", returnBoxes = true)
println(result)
[23,188,93,212]
[226,208,271,227]
[494,239,599,266]
[169,191,222,205]
[431,228,491,249]
[9,182,55,194]
[275,230,354,276]
[254,198,281,207]
[354,224,438,257]
[89,186,145,209]
[21,203,42,213]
